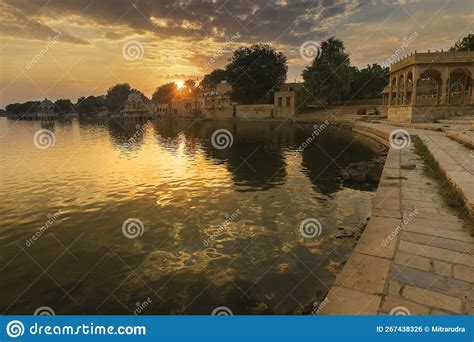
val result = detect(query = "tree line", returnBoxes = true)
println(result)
[5,34,472,115]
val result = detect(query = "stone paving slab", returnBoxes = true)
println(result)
[321,121,474,315]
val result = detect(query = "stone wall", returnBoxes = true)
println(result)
[236,104,274,119]
[388,105,474,123]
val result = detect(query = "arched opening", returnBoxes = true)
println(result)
[406,71,414,104]
[448,68,472,105]
[390,76,397,105]
[416,69,442,105]
[397,74,405,105]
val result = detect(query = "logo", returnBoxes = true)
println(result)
[33,129,55,149]
[6,320,25,338]
[122,40,144,61]
[211,129,233,150]
[211,306,233,316]
[299,41,321,61]
[299,218,323,238]
[389,306,411,315]
[389,129,411,150]
[122,218,145,238]
[34,306,55,316]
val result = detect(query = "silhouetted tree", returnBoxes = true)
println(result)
[350,64,389,99]
[75,96,99,114]
[226,44,287,104]
[301,37,352,105]
[152,82,177,103]
[450,34,474,52]
[5,101,40,114]
[106,83,131,113]
[54,99,73,114]
[200,69,229,89]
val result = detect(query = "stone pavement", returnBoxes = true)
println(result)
[320,122,474,315]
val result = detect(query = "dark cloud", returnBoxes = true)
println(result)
[0,3,89,44]
[3,0,364,46]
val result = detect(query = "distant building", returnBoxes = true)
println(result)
[38,98,54,114]
[197,81,235,119]
[274,82,302,118]
[385,50,474,123]
[151,103,169,116]
[121,92,151,117]
[170,96,197,117]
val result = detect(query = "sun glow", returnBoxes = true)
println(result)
[176,80,184,89]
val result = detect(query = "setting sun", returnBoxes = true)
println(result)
[176,80,184,89]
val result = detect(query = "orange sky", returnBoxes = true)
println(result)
[0,0,473,108]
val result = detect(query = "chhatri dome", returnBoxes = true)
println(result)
[39,98,54,113]
[122,91,148,113]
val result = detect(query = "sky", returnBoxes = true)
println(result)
[0,0,473,108]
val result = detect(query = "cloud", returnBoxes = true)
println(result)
[3,0,361,46]
[0,3,89,45]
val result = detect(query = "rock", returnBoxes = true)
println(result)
[401,164,416,170]
[341,158,384,186]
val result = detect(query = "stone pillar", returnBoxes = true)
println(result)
[403,72,408,105]
[388,81,393,106]
[395,74,400,105]
[441,67,450,105]
[411,67,418,105]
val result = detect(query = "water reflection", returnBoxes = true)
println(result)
[0,117,381,315]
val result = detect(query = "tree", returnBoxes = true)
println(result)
[225,44,287,104]
[75,96,99,114]
[54,99,73,114]
[106,83,131,113]
[5,101,39,114]
[350,64,389,99]
[152,83,177,103]
[200,69,228,89]
[450,34,474,52]
[301,37,352,105]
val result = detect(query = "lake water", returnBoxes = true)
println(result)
[0,117,381,314]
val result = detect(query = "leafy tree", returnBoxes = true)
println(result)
[350,64,389,99]
[183,79,197,96]
[200,69,228,89]
[54,99,73,114]
[225,44,287,104]
[5,101,40,114]
[450,34,474,52]
[301,37,352,105]
[75,96,99,114]
[152,83,177,103]
[106,83,131,113]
